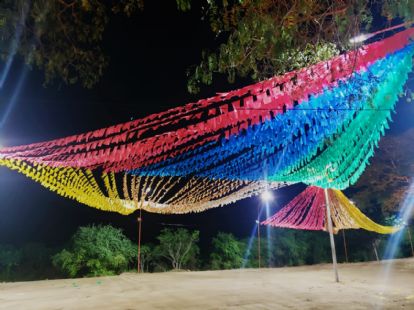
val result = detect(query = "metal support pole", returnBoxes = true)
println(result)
[324,188,339,282]
[137,207,142,273]
[257,205,261,268]
[137,193,146,273]
[372,241,379,261]
[407,227,414,257]
[342,230,349,263]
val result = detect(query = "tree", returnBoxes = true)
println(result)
[17,243,58,280]
[210,232,243,270]
[242,229,315,268]
[52,225,136,277]
[0,244,22,278]
[155,228,200,270]
[349,129,414,214]
[21,243,52,270]
[1,1,412,91]
[186,0,414,93]
[0,0,144,88]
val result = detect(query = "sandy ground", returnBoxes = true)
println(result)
[0,258,413,310]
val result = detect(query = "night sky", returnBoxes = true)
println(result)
[0,2,413,249]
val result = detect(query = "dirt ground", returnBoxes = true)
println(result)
[1,258,413,310]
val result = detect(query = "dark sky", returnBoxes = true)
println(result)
[0,2,413,248]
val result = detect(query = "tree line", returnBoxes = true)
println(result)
[1,223,413,281]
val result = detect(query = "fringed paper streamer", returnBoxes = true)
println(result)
[275,44,414,189]
[260,187,326,230]
[1,28,413,173]
[262,186,399,234]
[330,189,398,234]
[133,44,407,179]
[0,158,286,214]
[0,158,135,214]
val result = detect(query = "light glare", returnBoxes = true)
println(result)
[349,33,375,44]
[261,190,273,202]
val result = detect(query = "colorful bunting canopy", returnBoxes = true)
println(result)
[1,28,413,172]
[134,44,413,189]
[0,28,413,215]
[262,186,399,234]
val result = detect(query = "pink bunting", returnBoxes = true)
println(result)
[262,186,326,230]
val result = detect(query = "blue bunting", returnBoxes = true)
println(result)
[130,44,414,184]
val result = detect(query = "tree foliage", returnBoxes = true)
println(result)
[186,0,414,92]
[155,228,200,270]
[1,1,412,90]
[242,229,318,268]
[0,244,22,277]
[2,223,414,282]
[52,225,136,277]
[349,128,414,215]
[138,243,154,272]
[0,0,144,88]
[210,232,243,269]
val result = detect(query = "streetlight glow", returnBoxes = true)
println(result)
[261,190,273,202]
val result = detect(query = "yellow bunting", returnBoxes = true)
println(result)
[328,189,399,234]
[0,158,286,215]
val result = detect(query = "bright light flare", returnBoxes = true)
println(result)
[383,181,414,261]
[375,179,414,308]
[349,33,375,44]
[261,190,274,202]
[350,21,413,45]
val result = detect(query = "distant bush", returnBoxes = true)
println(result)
[52,225,135,277]
[210,232,243,270]
[0,244,22,279]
